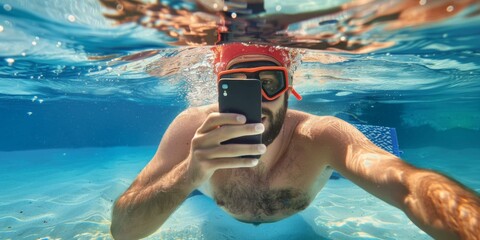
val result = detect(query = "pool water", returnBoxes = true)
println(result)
[2,146,478,239]
[1,0,479,239]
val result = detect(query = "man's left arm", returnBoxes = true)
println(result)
[316,116,480,240]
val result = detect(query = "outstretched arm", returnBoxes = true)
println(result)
[317,116,480,240]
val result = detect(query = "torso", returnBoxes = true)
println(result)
[198,106,333,223]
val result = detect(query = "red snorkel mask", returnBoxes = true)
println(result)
[212,43,302,101]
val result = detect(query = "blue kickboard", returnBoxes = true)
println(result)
[353,124,401,157]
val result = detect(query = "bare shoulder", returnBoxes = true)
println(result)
[287,110,348,139]
[140,104,218,182]
[128,104,217,188]
[177,104,218,123]
[158,104,217,152]
[287,111,373,157]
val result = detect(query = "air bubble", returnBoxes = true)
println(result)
[32,96,38,102]
[213,3,218,9]
[446,5,454,12]
[68,15,76,22]
[223,6,228,11]
[106,67,113,72]
[6,58,14,66]
[32,41,37,46]
[419,0,427,6]
[3,4,12,11]
[39,99,44,104]
[0,25,3,32]
[275,5,282,11]
[21,52,26,56]
[27,112,33,116]
[231,12,237,19]
[56,41,62,47]
[442,33,448,38]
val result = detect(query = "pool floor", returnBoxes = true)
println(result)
[1,146,478,239]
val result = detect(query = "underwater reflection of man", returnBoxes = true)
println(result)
[110,43,480,240]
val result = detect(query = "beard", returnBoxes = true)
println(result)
[261,93,289,146]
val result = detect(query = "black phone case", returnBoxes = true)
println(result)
[218,79,262,158]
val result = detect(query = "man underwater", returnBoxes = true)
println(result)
[111,43,480,240]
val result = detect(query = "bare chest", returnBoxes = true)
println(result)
[207,148,330,222]
[210,169,311,222]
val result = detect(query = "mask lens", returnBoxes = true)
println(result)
[218,67,290,101]
[259,70,285,97]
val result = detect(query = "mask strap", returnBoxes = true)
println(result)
[290,87,302,100]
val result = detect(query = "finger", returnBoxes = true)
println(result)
[197,144,266,159]
[209,157,259,170]
[209,123,264,144]
[197,112,246,134]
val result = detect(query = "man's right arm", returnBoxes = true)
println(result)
[110,108,204,239]
[110,106,265,239]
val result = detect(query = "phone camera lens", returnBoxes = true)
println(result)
[222,83,229,90]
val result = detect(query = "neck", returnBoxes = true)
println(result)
[257,124,288,173]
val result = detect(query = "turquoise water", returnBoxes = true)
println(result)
[1,0,479,239]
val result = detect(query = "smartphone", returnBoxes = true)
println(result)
[218,78,262,158]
